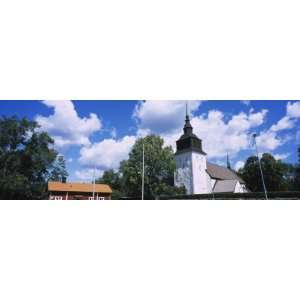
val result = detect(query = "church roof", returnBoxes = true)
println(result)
[213,179,238,193]
[207,162,245,183]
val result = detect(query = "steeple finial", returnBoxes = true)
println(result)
[183,101,193,135]
[227,153,231,169]
[185,101,189,120]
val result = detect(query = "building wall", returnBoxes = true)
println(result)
[49,192,111,200]
[234,182,247,193]
[191,152,210,194]
[175,151,210,194]
[175,152,193,194]
[208,176,216,193]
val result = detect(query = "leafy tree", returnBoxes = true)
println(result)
[239,153,291,192]
[281,162,297,190]
[0,116,58,199]
[49,155,68,182]
[96,169,124,199]
[97,169,121,189]
[294,145,300,190]
[119,135,185,199]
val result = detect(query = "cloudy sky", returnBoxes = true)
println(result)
[1,100,299,182]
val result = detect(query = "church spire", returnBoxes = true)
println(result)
[175,101,206,155]
[186,101,188,119]
[227,153,231,169]
[184,101,193,135]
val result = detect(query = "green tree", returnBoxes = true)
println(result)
[281,162,297,190]
[0,116,58,199]
[294,145,300,190]
[239,153,291,192]
[49,155,68,182]
[97,169,121,189]
[119,135,185,199]
[96,169,124,199]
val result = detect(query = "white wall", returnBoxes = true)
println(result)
[175,151,210,195]
[175,152,193,194]
[209,177,216,193]
[234,181,247,193]
[191,152,209,194]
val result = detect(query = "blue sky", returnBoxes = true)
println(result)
[1,100,299,182]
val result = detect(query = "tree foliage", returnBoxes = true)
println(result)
[294,145,300,190]
[96,169,124,199]
[96,135,185,199]
[120,135,185,199]
[239,153,293,192]
[49,155,68,182]
[0,116,59,199]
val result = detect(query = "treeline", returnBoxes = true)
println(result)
[0,116,68,199]
[238,152,300,192]
[1,116,299,199]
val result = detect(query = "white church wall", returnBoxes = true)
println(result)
[175,151,211,194]
[175,152,193,194]
[234,181,247,193]
[191,152,210,194]
[209,177,216,193]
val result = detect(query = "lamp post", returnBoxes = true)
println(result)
[252,133,268,200]
[142,142,145,200]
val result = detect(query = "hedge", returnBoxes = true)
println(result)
[159,191,300,200]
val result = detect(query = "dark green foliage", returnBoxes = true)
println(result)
[238,153,292,192]
[294,145,300,190]
[96,169,121,190]
[96,169,124,199]
[0,116,58,199]
[111,189,125,200]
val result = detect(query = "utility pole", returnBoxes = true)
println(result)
[142,142,145,200]
[252,133,268,200]
[92,166,96,200]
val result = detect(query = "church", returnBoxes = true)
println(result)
[174,110,247,195]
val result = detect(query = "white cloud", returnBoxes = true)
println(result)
[36,100,101,147]
[227,110,268,133]
[133,100,202,134]
[255,130,283,151]
[160,104,294,158]
[235,160,245,171]
[241,100,251,106]
[79,135,136,169]
[266,101,300,134]
[161,109,269,159]
[287,101,300,118]
[270,116,295,132]
[273,153,290,161]
[75,168,104,183]
[252,101,300,153]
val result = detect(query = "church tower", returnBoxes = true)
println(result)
[174,105,210,194]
